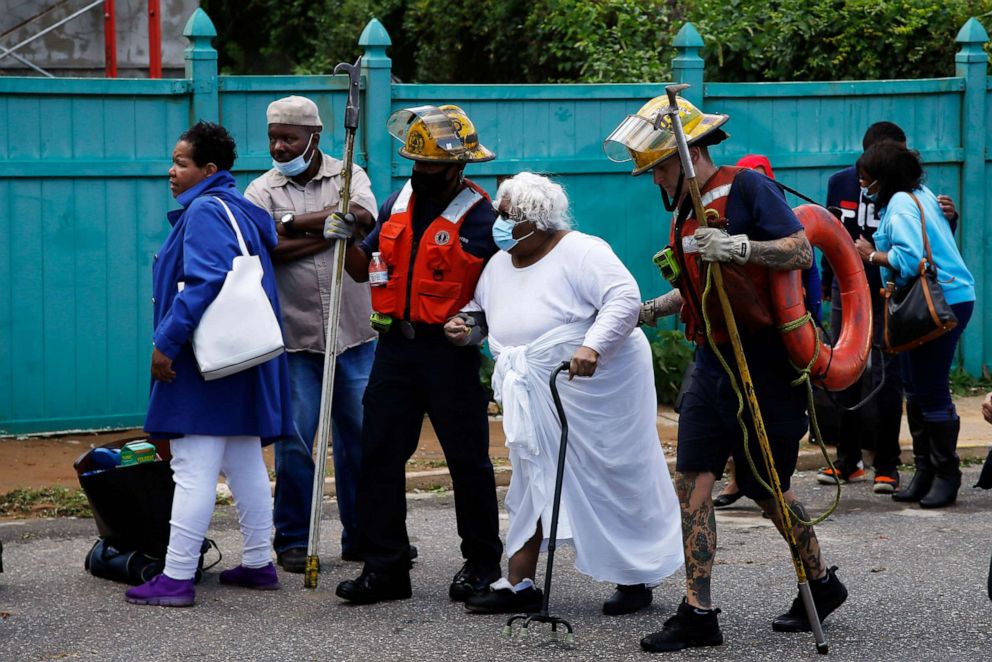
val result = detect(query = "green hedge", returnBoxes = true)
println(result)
[204,0,991,83]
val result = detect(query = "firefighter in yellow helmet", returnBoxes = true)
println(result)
[335,105,504,605]
[605,94,848,652]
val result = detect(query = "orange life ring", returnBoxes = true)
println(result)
[769,204,872,391]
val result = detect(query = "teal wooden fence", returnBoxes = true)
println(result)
[1,10,989,434]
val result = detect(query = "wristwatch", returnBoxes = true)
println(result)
[279,213,296,235]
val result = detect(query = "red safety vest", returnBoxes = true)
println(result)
[669,166,775,345]
[371,179,488,324]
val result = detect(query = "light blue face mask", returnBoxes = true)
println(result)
[492,215,535,253]
[272,133,315,177]
[860,181,878,203]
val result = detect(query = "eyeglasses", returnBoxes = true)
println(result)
[492,202,527,224]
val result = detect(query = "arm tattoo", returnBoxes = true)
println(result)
[651,289,684,319]
[747,230,813,271]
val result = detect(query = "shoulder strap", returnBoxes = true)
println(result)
[908,193,935,270]
[211,196,250,257]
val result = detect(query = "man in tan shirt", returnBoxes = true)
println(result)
[245,96,377,572]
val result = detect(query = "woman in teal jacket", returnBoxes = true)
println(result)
[854,140,975,509]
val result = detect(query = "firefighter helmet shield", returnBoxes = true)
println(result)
[603,96,729,175]
[387,105,495,163]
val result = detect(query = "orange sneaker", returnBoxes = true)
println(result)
[816,464,866,485]
[872,472,900,494]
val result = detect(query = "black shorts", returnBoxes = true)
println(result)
[676,343,809,501]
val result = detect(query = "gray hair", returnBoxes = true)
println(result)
[495,172,572,232]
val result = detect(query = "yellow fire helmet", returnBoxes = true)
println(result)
[603,96,729,176]
[386,104,495,163]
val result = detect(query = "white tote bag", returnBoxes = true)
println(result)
[190,197,285,381]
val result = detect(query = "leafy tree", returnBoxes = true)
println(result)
[523,0,677,82]
[400,0,532,82]
[201,0,991,82]
[682,0,992,82]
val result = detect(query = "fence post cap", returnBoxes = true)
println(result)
[955,17,989,44]
[183,8,217,39]
[674,23,704,48]
[359,19,392,48]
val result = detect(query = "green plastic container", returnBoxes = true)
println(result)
[119,440,158,467]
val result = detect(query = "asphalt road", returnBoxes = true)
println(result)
[1,467,990,662]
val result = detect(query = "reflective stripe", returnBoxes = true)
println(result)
[440,187,483,224]
[393,180,481,224]
[393,180,414,213]
[700,183,732,208]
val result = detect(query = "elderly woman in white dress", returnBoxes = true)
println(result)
[444,172,683,616]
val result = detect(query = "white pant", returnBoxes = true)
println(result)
[165,435,273,580]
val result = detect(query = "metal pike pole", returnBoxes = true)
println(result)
[304,57,362,590]
[660,83,828,655]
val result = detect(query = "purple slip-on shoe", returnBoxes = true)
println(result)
[219,562,281,590]
[125,573,195,607]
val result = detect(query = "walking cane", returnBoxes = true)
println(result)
[660,84,828,654]
[504,361,575,645]
[304,57,362,590]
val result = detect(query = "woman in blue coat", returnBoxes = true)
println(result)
[854,140,975,510]
[126,122,293,607]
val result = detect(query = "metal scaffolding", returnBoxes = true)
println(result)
[0,0,163,78]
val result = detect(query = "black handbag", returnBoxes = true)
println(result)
[882,193,958,353]
[85,537,219,585]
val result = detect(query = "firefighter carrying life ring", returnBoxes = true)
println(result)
[769,204,872,391]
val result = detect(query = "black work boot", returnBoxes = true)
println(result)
[465,579,543,614]
[276,547,308,574]
[640,598,723,653]
[772,565,848,632]
[920,418,962,509]
[335,567,412,604]
[449,561,500,602]
[893,403,934,503]
[603,584,653,616]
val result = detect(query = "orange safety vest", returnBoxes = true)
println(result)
[669,166,775,345]
[371,178,489,324]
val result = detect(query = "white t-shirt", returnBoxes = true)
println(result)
[465,231,641,357]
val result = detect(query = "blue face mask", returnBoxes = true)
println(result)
[272,133,315,177]
[492,215,535,253]
[860,180,878,203]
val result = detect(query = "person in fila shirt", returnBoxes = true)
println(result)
[816,122,958,494]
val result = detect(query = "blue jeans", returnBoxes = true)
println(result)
[900,301,973,422]
[273,341,375,554]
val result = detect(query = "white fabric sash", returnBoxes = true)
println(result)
[489,318,593,456]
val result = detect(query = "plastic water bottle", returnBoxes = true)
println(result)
[369,252,388,287]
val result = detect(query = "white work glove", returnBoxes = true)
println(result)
[638,299,659,327]
[694,227,751,264]
[323,211,357,241]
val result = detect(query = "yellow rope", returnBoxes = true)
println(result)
[701,269,840,528]
[777,311,813,334]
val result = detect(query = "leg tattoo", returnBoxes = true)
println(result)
[757,496,826,580]
[675,472,717,608]
[788,499,826,579]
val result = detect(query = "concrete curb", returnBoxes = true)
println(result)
[307,441,987,499]
[243,395,992,499]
